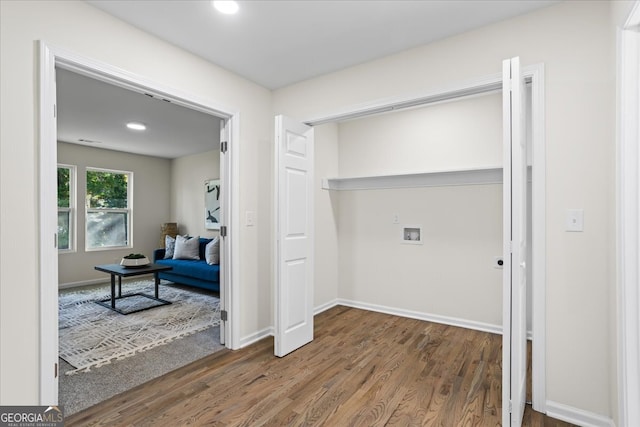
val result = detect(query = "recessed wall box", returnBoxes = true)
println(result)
[402,225,423,245]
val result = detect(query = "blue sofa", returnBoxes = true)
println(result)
[153,237,220,292]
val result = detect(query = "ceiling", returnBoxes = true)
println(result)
[87,0,558,90]
[56,68,220,159]
[59,0,558,159]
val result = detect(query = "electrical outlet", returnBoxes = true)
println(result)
[566,209,584,232]
[392,214,399,224]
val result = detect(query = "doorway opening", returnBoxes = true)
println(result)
[54,66,228,413]
[38,42,239,406]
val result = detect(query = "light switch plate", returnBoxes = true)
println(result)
[246,211,255,227]
[566,209,584,232]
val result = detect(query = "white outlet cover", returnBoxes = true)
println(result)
[246,211,255,226]
[566,209,584,232]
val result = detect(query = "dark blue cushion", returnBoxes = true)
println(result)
[156,259,219,282]
[198,238,211,260]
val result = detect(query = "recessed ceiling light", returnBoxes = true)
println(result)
[213,1,239,15]
[126,122,146,131]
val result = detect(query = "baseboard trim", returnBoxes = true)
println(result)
[314,299,340,315]
[240,327,273,348]
[546,401,615,427]
[58,278,109,289]
[257,298,529,352]
[335,299,503,336]
[313,299,538,339]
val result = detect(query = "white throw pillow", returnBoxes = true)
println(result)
[205,237,220,265]
[164,235,176,259]
[173,235,200,260]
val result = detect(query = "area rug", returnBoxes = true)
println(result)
[59,281,220,375]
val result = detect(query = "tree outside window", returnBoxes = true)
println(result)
[57,165,75,252]
[86,168,132,250]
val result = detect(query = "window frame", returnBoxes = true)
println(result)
[57,164,76,253]
[85,167,133,252]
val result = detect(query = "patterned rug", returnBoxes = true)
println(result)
[59,281,220,375]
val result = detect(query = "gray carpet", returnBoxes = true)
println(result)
[58,283,225,416]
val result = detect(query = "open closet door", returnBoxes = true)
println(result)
[274,115,315,357]
[502,56,528,427]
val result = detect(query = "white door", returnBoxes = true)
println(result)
[274,115,315,357]
[502,56,528,427]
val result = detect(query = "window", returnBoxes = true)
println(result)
[57,165,76,252]
[86,168,132,250]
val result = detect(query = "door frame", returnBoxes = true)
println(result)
[38,41,241,404]
[617,2,640,425]
[304,64,547,412]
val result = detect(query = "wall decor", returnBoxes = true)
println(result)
[205,179,220,230]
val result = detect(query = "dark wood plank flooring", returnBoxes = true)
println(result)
[66,306,574,426]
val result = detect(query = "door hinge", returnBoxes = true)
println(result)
[221,141,228,153]
[54,362,58,378]
[221,310,228,321]
[53,104,57,118]
[508,400,512,413]
[220,225,227,237]
[54,233,58,248]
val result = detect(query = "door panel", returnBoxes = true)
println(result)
[275,115,314,357]
[502,56,527,427]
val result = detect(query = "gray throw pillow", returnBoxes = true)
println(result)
[173,235,200,260]
[205,237,220,265]
[164,235,176,259]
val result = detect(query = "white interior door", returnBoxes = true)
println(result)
[502,56,528,427]
[274,115,315,357]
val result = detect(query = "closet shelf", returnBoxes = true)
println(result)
[321,166,504,191]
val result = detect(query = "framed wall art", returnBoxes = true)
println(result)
[205,178,220,230]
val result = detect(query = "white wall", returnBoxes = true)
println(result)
[338,185,503,327]
[274,0,616,420]
[337,93,502,177]
[171,149,221,239]
[57,142,172,285]
[313,123,340,309]
[0,0,271,404]
[334,93,503,328]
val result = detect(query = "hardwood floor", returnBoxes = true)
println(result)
[66,306,574,426]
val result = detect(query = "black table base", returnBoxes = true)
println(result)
[95,293,172,315]
[94,263,173,315]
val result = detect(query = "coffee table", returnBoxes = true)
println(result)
[94,263,173,315]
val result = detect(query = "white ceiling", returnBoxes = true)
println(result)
[87,0,558,90]
[60,0,558,159]
[56,68,220,159]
